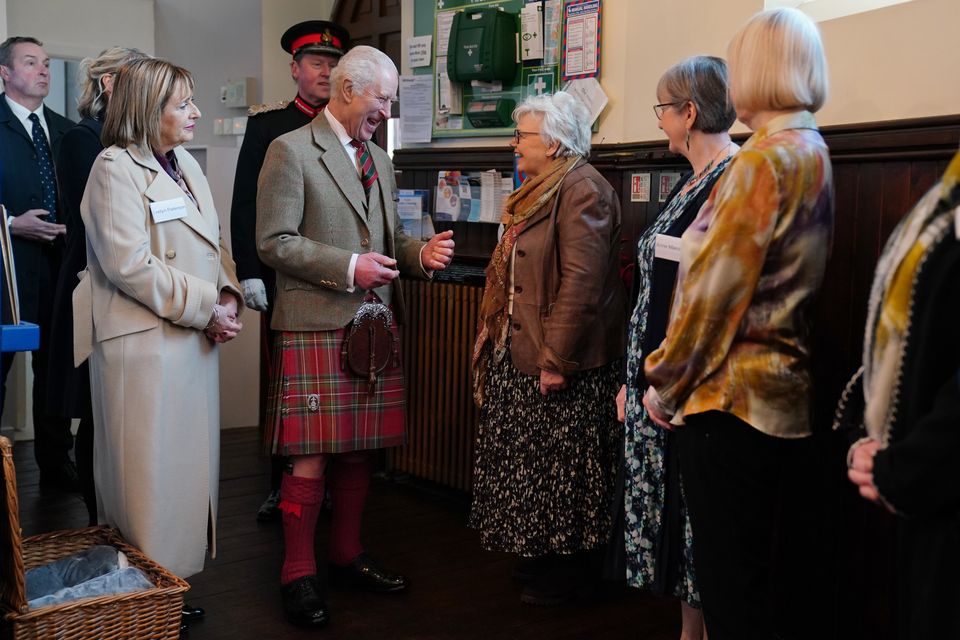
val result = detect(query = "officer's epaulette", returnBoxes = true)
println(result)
[247,100,290,116]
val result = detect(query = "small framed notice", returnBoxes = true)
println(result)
[630,173,651,203]
[659,173,682,203]
[561,0,601,81]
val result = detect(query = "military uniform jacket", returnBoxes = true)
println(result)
[230,100,313,305]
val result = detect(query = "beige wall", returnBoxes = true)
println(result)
[5,0,155,58]
[261,0,335,102]
[617,0,759,142]
[816,0,960,128]
[403,0,960,147]
[202,147,262,430]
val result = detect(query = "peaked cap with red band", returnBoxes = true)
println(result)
[281,20,350,58]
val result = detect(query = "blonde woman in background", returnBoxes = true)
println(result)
[643,9,834,639]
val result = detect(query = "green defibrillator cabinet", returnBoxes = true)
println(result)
[447,7,518,83]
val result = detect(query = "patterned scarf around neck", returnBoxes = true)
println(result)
[863,149,960,441]
[471,155,581,407]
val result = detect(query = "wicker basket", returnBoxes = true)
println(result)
[0,436,189,639]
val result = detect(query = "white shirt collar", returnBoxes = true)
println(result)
[5,95,49,141]
[322,106,361,176]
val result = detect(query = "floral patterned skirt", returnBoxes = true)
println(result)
[469,345,621,556]
[623,383,700,606]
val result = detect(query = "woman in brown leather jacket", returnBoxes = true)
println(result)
[469,91,627,605]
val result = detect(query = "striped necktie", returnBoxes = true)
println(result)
[349,139,378,198]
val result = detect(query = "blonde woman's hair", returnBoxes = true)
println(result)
[101,58,194,151]
[76,47,149,120]
[727,7,828,114]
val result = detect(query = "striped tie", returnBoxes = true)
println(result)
[350,139,378,198]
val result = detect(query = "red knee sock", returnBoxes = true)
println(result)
[327,454,371,566]
[279,473,324,585]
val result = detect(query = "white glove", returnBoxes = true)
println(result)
[241,278,268,312]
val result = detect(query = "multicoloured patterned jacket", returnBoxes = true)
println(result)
[645,110,834,438]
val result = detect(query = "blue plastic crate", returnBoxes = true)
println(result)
[0,322,39,352]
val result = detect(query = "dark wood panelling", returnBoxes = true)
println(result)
[381,0,401,18]
[390,282,483,491]
[332,0,401,148]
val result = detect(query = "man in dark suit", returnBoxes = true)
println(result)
[231,20,351,523]
[257,45,454,628]
[0,36,75,488]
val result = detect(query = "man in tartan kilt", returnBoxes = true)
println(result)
[256,45,455,629]
[231,19,351,524]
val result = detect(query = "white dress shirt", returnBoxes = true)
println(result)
[5,95,50,142]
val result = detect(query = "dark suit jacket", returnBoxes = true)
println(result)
[0,94,74,322]
[46,117,101,418]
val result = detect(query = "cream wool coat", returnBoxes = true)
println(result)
[74,144,241,578]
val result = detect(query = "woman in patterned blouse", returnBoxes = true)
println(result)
[615,55,737,640]
[643,8,834,639]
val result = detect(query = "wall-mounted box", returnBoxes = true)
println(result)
[220,77,257,108]
[447,8,518,83]
[465,98,515,128]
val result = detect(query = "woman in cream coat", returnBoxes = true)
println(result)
[74,58,243,582]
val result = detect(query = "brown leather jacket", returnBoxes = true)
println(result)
[509,160,626,375]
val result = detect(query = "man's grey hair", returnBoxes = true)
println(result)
[512,91,591,158]
[331,45,397,99]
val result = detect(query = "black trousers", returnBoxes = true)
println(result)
[677,411,826,640]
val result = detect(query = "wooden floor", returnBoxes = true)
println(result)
[10,427,679,639]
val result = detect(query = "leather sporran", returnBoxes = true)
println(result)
[341,301,399,391]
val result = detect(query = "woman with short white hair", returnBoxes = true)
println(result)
[470,90,627,605]
[643,8,834,638]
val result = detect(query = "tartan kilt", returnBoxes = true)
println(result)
[264,324,406,456]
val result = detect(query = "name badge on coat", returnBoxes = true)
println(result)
[149,197,188,223]
[654,234,682,263]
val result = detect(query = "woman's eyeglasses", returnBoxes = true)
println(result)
[512,129,538,143]
[653,101,687,120]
